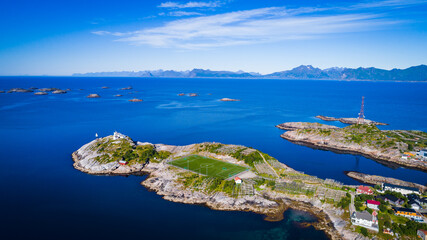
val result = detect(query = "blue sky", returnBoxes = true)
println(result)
[0,0,426,75]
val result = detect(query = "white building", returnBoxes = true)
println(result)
[418,229,427,240]
[366,200,380,210]
[382,183,419,195]
[351,211,379,232]
[418,149,427,161]
[234,177,242,184]
[113,131,126,140]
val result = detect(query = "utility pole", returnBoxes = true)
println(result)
[357,96,365,124]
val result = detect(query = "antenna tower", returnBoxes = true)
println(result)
[357,96,365,124]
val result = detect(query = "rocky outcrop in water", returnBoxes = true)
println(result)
[345,171,426,193]
[316,115,388,125]
[34,91,48,95]
[52,90,67,94]
[87,94,100,98]
[276,122,338,131]
[8,88,34,93]
[220,98,240,102]
[129,98,143,102]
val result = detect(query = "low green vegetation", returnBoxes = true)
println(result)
[169,155,248,179]
[297,123,427,153]
[198,142,268,167]
[383,130,427,151]
[336,193,351,209]
[93,138,171,164]
[177,171,237,196]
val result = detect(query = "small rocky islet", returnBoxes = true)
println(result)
[2,87,242,105]
[87,94,101,98]
[128,98,143,102]
[220,98,240,102]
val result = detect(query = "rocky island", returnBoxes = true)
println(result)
[220,98,240,102]
[316,115,388,126]
[277,122,427,171]
[128,98,143,102]
[72,132,366,240]
[86,94,100,98]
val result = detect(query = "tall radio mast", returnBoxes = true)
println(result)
[357,96,365,124]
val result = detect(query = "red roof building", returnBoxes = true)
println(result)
[357,186,373,195]
[234,177,242,184]
[367,200,381,205]
[367,200,381,210]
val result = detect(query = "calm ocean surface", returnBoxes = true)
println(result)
[0,77,426,240]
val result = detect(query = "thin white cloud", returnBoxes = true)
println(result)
[351,0,427,9]
[168,11,203,16]
[158,1,223,9]
[93,0,425,49]
[92,31,130,37]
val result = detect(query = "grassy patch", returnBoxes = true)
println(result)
[169,155,248,179]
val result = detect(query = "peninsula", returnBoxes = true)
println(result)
[276,122,427,171]
[316,115,388,126]
[72,132,427,239]
[72,132,362,240]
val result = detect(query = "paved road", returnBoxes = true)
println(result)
[349,192,355,214]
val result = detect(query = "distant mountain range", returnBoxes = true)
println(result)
[72,65,427,81]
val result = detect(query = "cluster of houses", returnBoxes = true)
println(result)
[402,149,427,162]
[351,182,426,236]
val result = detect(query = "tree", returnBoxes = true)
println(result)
[360,227,368,237]
[378,203,387,212]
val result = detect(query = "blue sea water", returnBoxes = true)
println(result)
[0,77,426,240]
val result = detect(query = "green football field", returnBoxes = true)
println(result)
[169,155,248,179]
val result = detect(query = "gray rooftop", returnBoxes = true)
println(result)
[352,211,373,221]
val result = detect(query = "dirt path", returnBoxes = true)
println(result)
[258,151,280,178]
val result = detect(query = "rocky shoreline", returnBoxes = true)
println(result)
[277,121,427,171]
[276,122,338,131]
[315,115,388,125]
[345,171,426,193]
[71,136,362,240]
[280,130,427,171]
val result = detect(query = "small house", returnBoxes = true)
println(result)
[234,177,242,184]
[382,183,419,195]
[350,211,379,232]
[357,185,373,195]
[393,207,423,221]
[383,228,393,236]
[366,200,381,210]
[113,131,126,140]
[119,160,128,165]
[409,199,421,210]
[418,229,427,240]
[376,194,404,206]
[418,149,427,161]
